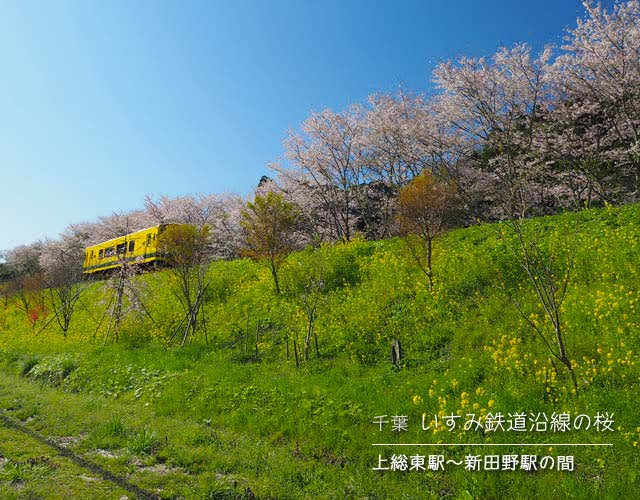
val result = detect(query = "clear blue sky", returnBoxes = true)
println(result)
[0,0,601,251]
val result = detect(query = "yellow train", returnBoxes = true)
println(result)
[82,224,181,275]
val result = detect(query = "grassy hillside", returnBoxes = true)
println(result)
[0,204,639,499]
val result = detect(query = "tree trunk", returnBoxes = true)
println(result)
[255,323,259,360]
[426,238,433,291]
[293,339,300,368]
[270,261,280,295]
[304,317,313,361]
[554,324,578,393]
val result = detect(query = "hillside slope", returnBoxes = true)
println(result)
[0,204,639,499]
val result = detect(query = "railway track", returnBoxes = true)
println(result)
[0,412,164,500]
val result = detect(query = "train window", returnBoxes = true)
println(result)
[146,234,152,246]
[105,247,115,258]
[99,249,104,259]
[129,241,135,252]
[116,243,126,254]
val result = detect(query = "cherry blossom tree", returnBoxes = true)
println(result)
[39,236,86,335]
[279,105,369,242]
[361,92,431,237]
[432,42,585,392]
[432,43,558,219]
[145,193,244,259]
[549,0,640,203]
[3,243,47,328]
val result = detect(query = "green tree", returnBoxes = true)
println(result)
[240,192,301,295]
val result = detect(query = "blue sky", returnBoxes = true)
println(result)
[0,0,600,251]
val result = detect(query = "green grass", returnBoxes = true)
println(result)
[1,204,639,498]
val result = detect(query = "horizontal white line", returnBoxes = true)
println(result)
[372,443,613,447]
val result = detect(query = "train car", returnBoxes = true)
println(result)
[82,224,181,275]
